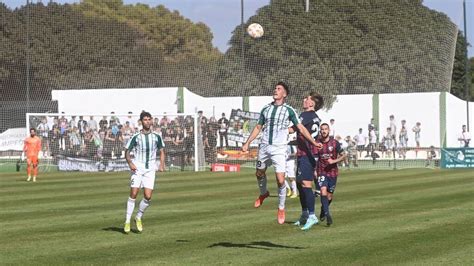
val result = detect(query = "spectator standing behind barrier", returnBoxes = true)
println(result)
[389,115,397,147]
[458,125,471,147]
[412,122,421,158]
[425,146,437,167]
[59,114,68,150]
[218,112,229,148]
[124,112,136,129]
[354,128,366,158]
[399,120,408,159]
[344,136,358,168]
[37,117,50,157]
[88,116,98,132]
[366,125,377,158]
[77,116,87,143]
[382,127,395,158]
[99,116,108,131]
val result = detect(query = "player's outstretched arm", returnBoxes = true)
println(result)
[159,149,165,172]
[296,123,322,149]
[242,124,263,153]
[125,149,137,172]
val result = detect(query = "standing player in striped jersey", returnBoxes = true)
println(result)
[242,81,320,224]
[313,123,346,226]
[291,92,324,231]
[23,128,42,182]
[123,111,165,234]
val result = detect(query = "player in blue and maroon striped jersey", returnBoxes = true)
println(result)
[312,123,346,226]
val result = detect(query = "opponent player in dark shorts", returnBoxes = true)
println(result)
[290,92,324,231]
[313,123,346,226]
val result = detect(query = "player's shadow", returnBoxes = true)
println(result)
[102,226,132,234]
[208,241,305,250]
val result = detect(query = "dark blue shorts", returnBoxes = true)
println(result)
[317,175,337,193]
[296,156,316,182]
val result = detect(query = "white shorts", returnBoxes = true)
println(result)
[130,168,156,189]
[285,158,296,178]
[256,144,286,173]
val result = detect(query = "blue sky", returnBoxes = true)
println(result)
[2,0,473,56]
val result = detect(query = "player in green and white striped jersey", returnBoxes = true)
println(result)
[242,81,321,224]
[123,111,165,233]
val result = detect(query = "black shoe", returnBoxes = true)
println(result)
[319,208,326,222]
[326,213,333,226]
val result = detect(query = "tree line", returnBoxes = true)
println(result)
[0,0,472,107]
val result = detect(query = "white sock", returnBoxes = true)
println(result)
[136,199,151,219]
[257,176,267,195]
[284,180,290,189]
[278,185,286,210]
[125,197,136,223]
[290,179,297,194]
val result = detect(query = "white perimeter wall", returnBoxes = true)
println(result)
[318,94,373,140]
[49,88,473,148]
[379,92,440,148]
[446,93,474,147]
[183,89,242,119]
[52,88,179,115]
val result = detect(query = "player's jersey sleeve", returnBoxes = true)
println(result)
[258,106,268,125]
[154,133,165,150]
[287,106,300,126]
[126,134,139,150]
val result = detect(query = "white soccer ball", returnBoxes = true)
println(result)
[247,23,264,39]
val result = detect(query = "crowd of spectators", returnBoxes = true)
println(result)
[30,111,471,169]
[31,110,235,167]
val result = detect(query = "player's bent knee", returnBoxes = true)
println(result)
[255,170,266,178]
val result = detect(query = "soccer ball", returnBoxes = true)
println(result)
[247,23,264,38]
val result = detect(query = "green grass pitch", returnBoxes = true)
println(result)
[0,168,473,265]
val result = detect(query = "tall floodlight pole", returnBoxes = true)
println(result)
[26,0,31,113]
[464,0,470,131]
[241,0,245,95]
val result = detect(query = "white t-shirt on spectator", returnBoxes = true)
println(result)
[459,131,471,147]
[369,130,377,144]
[355,133,367,146]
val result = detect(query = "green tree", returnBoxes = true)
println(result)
[217,0,459,100]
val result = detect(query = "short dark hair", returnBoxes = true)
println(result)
[309,92,324,111]
[140,111,152,121]
[276,81,289,95]
[321,123,329,128]
[29,128,36,132]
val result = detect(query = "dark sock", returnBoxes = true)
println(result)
[297,183,307,211]
[329,199,332,206]
[303,187,315,215]
[321,195,329,215]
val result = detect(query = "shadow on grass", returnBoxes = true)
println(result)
[208,241,305,250]
[102,226,138,234]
